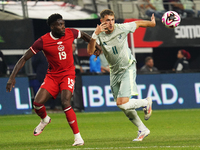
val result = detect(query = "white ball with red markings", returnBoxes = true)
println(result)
[162,11,181,29]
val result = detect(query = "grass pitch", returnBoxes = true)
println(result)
[1,109,200,150]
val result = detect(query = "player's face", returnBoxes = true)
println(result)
[146,59,154,68]
[177,50,184,59]
[101,15,115,33]
[51,19,65,38]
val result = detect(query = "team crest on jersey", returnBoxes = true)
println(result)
[118,34,122,39]
[57,41,63,45]
[117,34,123,42]
[58,45,65,51]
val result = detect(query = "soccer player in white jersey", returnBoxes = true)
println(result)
[87,9,156,141]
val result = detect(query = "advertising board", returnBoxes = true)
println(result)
[0,77,32,115]
[82,73,200,112]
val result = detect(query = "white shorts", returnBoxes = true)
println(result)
[110,63,138,101]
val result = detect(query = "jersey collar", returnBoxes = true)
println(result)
[50,32,59,40]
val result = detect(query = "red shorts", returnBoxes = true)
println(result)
[40,73,75,99]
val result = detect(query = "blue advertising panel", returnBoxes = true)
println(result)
[0,77,32,115]
[82,75,119,112]
[82,73,200,112]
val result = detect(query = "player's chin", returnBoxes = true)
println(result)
[61,32,65,36]
[109,26,114,31]
[108,28,113,32]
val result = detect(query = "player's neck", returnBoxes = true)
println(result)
[105,30,113,34]
[50,32,62,39]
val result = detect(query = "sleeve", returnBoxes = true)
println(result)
[117,22,137,33]
[96,37,100,45]
[30,37,43,54]
[70,28,81,39]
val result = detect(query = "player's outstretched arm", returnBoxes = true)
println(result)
[80,31,102,56]
[6,49,34,92]
[87,38,96,55]
[135,14,156,29]
[80,31,91,43]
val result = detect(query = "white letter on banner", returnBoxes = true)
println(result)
[104,86,116,106]
[137,85,146,99]
[196,25,200,38]
[14,88,29,109]
[88,86,104,107]
[28,88,32,109]
[161,84,178,105]
[82,86,88,107]
[147,84,162,105]
[194,83,200,104]
[175,26,181,38]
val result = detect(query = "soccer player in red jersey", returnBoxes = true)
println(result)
[6,13,100,146]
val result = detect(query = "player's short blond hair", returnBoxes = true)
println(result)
[100,9,115,19]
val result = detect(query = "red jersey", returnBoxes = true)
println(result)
[30,28,79,75]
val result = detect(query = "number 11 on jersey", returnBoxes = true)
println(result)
[112,46,118,55]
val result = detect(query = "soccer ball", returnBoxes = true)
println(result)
[162,11,181,29]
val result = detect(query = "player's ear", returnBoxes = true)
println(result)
[50,25,54,30]
[100,19,102,23]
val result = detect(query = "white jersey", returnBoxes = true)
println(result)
[97,22,137,75]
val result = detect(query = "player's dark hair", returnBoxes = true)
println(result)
[100,9,115,19]
[145,56,153,63]
[47,13,63,26]
[180,49,191,60]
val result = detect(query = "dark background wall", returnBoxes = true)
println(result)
[32,18,101,40]
[1,18,199,73]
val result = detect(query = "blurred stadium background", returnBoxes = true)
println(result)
[0,0,200,114]
[1,1,200,149]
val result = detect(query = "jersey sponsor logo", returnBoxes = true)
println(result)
[57,41,63,45]
[58,45,65,51]
[103,42,107,45]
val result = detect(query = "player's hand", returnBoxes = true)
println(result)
[93,43,102,57]
[95,22,108,35]
[151,14,156,26]
[94,49,101,57]
[6,78,16,92]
